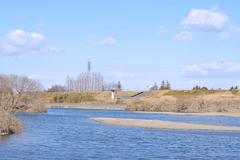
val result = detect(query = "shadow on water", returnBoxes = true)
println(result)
[0,134,11,142]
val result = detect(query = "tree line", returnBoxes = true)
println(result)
[48,72,123,92]
[150,80,171,90]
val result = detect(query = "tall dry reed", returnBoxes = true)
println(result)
[125,97,240,113]
[0,110,21,134]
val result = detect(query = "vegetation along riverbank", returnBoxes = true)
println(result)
[43,89,240,114]
[0,74,48,135]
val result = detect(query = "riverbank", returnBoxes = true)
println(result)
[90,117,240,131]
[46,103,127,110]
[42,90,240,113]
[133,111,240,118]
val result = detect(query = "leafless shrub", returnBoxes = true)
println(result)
[176,99,191,112]
[125,96,240,113]
[0,109,21,134]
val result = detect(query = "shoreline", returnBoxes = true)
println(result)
[133,111,240,118]
[46,103,127,110]
[0,132,11,136]
[90,117,240,131]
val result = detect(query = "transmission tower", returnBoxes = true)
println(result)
[87,59,92,74]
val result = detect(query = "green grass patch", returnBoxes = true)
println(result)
[164,90,225,98]
[45,92,97,103]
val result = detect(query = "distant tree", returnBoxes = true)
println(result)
[48,85,66,92]
[106,81,117,91]
[150,82,158,91]
[201,87,208,90]
[195,85,202,90]
[193,85,206,90]
[166,80,171,90]
[117,81,122,91]
[66,75,70,92]
[235,86,238,89]
[230,86,234,91]
[159,80,166,90]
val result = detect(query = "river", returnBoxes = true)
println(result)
[1,108,240,159]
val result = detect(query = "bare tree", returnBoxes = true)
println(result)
[0,74,44,111]
[65,71,106,92]
[48,85,66,92]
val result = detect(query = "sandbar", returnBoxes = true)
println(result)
[90,117,240,131]
[133,111,240,118]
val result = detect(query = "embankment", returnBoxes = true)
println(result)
[46,103,127,110]
[42,90,240,113]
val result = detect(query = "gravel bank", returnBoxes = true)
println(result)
[90,117,240,131]
[133,111,240,118]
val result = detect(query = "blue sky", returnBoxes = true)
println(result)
[1,0,240,90]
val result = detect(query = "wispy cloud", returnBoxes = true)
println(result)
[218,32,231,40]
[230,26,240,35]
[86,37,116,47]
[35,22,46,26]
[0,30,63,57]
[173,31,194,40]
[181,60,240,78]
[157,26,167,35]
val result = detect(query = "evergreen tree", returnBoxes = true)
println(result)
[159,80,166,90]
[230,86,234,91]
[166,80,171,90]
[117,81,122,91]
[235,86,238,89]
[150,82,158,90]
[196,85,199,90]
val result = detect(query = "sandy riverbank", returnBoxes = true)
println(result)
[46,103,127,110]
[133,111,240,118]
[90,117,240,131]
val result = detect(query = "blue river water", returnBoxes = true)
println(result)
[1,108,240,159]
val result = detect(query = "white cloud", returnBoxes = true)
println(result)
[0,30,63,57]
[35,22,46,26]
[230,26,240,35]
[181,6,228,32]
[86,37,116,47]
[157,26,167,35]
[181,60,240,78]
[28,74,51,80]
[173,31,194,40]
[218,32,231,40]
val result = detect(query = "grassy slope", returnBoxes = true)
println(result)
[41,90,240,113]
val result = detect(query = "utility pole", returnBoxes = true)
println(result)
[87,59,92,74]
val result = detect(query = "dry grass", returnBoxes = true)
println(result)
[40,91,140,103]
[0,109,21,134]
[125,97,240,113]
[40,90,240,113]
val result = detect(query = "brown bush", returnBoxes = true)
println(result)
[125,97,240,113]
[0,110,21,134]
